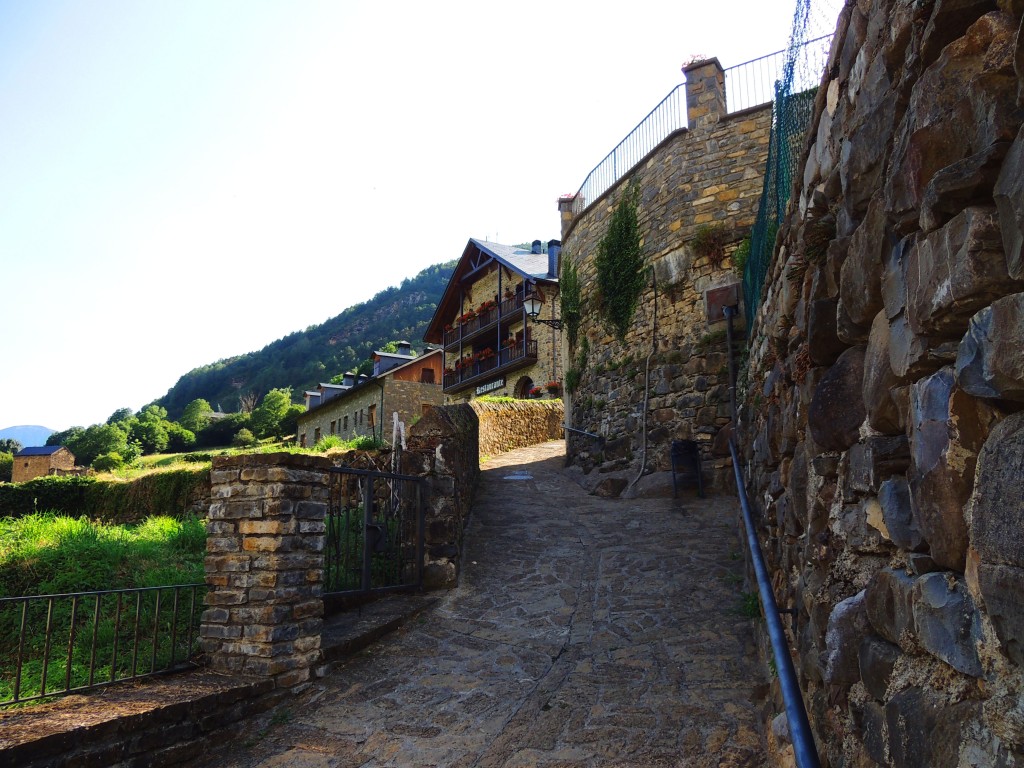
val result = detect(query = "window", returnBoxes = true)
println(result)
[368,404,376,428]
[422,403,433,416]
[360,410,364,425]
[314,427,321,443]
[343,415,348,431]
[330,420,336,435]
[420,368,435,384]
[299,433,306,448]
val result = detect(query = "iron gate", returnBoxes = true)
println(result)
[324,467,425,598]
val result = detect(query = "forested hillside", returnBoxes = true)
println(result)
[154,261,455,418]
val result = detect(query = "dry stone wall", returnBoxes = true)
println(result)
[562,66,771,491]
[470,399,564,458]
[740,2,1024,765]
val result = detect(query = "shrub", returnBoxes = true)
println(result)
[232,428,258,448]
[92,452,125,472]
[181,452,213,463]
[692,223,730,267]
[595,186,646,342]
[313,435,345,452]
[0,453,11,483]
[733,237,751,277]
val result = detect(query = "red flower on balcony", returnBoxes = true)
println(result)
[475,347,495,361]
[529,386,543,398]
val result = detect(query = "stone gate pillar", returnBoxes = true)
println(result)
[684,57,726,128]
[200,453,332,688]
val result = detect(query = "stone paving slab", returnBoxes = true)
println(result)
[190,440,768,768]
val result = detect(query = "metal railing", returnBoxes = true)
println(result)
[443,340,539,391]
[724,48,786,113]
[728,439,821,768]
[324,467,425,597]
[566,41,826,219]
[1,583,205,706]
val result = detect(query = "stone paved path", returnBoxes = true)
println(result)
[192,441,768,768]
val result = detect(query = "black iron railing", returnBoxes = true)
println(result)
[0,583,205,706]
[443,340,538,391]
[324,467,425,597]
[566,42,820,219]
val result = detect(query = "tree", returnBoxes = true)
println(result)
[64,424,130,466]
[129,419,169,454]
[232,428,258,448]
[251,388,293,439]
[0,438,22,455]
[0,452,12,482]
[279,404,306,440]
[106,408,135,426]
[180,399,214,434]
[165,423,196,452]
[238,391,259,414]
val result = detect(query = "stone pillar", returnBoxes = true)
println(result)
[683,57,726,129]
[402,404,480,589]
[201,453,332,688]
[558,194,580,240]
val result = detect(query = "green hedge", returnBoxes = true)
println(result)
[0,469,210,522]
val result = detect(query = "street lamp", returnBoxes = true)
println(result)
[524,288,563,330]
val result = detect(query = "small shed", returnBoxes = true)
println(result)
[12,446,77,483]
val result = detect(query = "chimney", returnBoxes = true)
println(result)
[531,239,543,254]
[343,371,356,387]
[547,239,561,278]
[358,374,369,383]
[396,340,412,356]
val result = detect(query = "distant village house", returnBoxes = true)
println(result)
[297,343,443,447]
[12,446,77,483]
[423,238,563,402]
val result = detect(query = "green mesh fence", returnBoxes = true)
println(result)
[743,0,844,335]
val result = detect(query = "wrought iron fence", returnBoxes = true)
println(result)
[0,583,205,706]
[324,467,424,598]
[724,48,787,113]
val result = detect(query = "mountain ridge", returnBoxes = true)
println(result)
[153,260,456,418]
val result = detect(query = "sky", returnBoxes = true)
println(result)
[0,0,809,432]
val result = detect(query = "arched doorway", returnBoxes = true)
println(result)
[513,376,534,399]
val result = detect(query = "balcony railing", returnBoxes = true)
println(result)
[443,341,538,392]
[443,294,525,349]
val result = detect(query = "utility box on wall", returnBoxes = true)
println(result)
[704,283,741,327]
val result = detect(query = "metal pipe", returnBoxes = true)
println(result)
[728,438,821,768]
[724,305,738,423]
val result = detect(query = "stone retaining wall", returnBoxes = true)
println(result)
[561,58,770,493]
[471,399,564,458]
[740,4,1024,766]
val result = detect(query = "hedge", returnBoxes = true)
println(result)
[0,469,210,522]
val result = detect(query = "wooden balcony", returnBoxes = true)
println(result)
[443,295,524,349]
[442,341,538,393]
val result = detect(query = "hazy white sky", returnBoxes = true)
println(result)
[1,0,807,431]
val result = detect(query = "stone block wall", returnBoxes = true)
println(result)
[562,74,771,492]
[470,399,564,458]
[401,404,480,588]
[739,3,1024,765]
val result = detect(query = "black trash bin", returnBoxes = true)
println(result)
[671,439,704,498]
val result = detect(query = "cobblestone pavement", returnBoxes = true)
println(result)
[192,440,768,768]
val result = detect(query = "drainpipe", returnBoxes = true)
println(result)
[377,381,386,444]
[724,305,737,423]
[630,267,658,489]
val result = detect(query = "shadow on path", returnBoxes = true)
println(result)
[191,440,768,768]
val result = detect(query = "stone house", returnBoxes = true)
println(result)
[423,238,563,402]
[12,445,77,483]
[296,344,443,447]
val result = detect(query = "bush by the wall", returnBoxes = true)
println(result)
[0,469,209,522]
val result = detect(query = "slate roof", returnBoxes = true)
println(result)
[15,446,66,457]
[471,239,552,280]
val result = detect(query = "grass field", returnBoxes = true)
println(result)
[0,513,207,705]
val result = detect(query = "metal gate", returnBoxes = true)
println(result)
[323,467,425,598]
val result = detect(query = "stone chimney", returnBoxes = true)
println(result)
[531,239,543,254]
[343,371,356,387]
[547,239,561,278]
[683,57,726,129]
[396,340,413,356]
